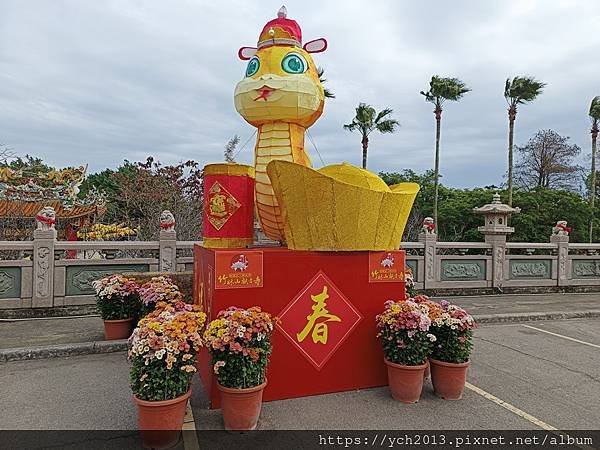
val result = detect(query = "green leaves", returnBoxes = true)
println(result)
[380,329,434,366]
[504,76,546,108]
[344,103,399,168]
[209,335,272,389]
[344,103,399,136]
[590,96,600,122]
[431,328,473,364]
[130,354,195,401]
[317,67,335,99]
[379,169,600,242]
[95,293,139,320]
[421,75,471,108]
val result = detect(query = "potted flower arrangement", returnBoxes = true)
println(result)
[412,294,444,380]
[429,300,476,400]
[204,306,274,430]
[138,276,184,317]
[92,274,140,340]
[376,299,436,403]
[129,300,206,449]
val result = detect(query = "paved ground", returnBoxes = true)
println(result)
[0,352,135,430]
[446,292,600,317]
[1,293,598,351]
[2,318,598,434]
[0,315,104,349]
[192,318,600,430]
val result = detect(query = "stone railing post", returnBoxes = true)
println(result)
[159,210,177,273]
[32,207,57,308]
[486,234,507,290]
[418,220,437,289]
[550,221,570,286]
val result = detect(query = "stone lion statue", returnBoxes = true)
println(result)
[159,210,176,231]
[552,220,571,236]
[36,206,56,231]
[422,217,436,234]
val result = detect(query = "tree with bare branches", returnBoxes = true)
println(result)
[0,144,15,164]
[81,157,203,241]
[514,129,581,191]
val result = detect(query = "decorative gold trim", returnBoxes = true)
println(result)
[257,38,300,49]
[203,163,255,178]
[203,237,253,249]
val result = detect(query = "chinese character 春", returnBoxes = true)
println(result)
[297,286,341,345]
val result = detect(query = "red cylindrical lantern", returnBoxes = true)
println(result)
[203,163,255,248]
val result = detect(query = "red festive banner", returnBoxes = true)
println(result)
[202,164,255,248]
[214,250,263,289]
[368,251,405,283]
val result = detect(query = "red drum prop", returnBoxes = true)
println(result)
[193,245,406,407]
[202,164,255,249]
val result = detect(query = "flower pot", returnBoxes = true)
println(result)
[103,318,133,340]
[217,380,267,430]
[134,389,191,449]
[429,358,470,400]
[384,359,427,403]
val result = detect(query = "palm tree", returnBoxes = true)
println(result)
[588,96,600,242]
[317,67,335,99]
[343,103,399,169]
[420,76,470,227]
[504,76,546,206]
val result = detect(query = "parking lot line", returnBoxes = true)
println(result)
[522,325,600,349]
[465,382,557,430]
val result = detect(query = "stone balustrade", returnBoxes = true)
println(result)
[2,232,600,310]
[0,202,599,310]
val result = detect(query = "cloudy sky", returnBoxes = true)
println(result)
[1,0,598,187]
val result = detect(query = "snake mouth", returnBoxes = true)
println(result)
[254,86,277,101]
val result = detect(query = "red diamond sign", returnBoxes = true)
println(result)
[277,271,362,370]
[206,181,241,231]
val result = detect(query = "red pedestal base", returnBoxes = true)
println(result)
[193,245,406,408]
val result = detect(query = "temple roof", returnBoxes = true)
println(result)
[0,165,105,219]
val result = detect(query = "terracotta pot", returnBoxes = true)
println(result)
[384,359,427,403]
[134,389,191,449]
[429,358,470,400]
[103,318,133,340]
[217,380,267,430]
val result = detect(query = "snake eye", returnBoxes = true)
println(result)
[246,57,260,77]
[281,52,307,74]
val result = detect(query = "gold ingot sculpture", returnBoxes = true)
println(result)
[267,161,420,251]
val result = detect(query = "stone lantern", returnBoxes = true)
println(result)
[473,193,520,243]
[473,193,521,289]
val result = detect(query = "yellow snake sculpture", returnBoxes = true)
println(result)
[233,7,419,251]
[234,6,326,242]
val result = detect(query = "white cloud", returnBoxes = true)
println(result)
[0,0,598,187]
